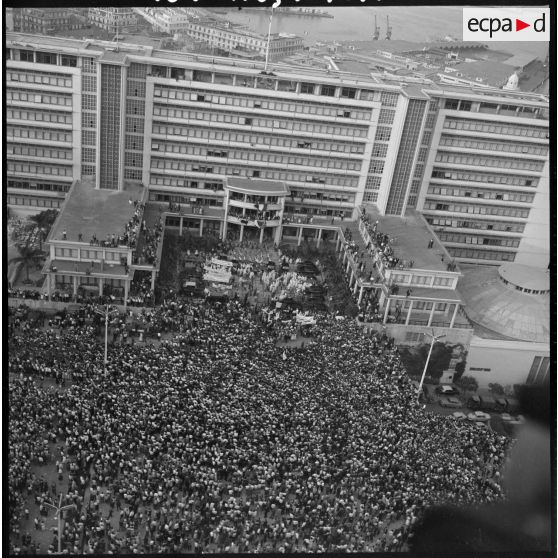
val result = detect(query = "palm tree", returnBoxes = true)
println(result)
[29,209,58,250]
[9,240,45,285]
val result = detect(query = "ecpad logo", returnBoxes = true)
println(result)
[463,8,549,41]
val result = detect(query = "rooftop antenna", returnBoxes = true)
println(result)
[264,5,274,72]
[386,15,392,40]
[373,14,379,40]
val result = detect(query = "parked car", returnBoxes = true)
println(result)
[435,384,460,396]
[439,396,462,408]
[500,413,512,422]
[467,395,497,412]
[452,411,467,420]
[467,411,491,422]
[495,397,521,414]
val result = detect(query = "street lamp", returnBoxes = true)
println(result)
[43,494,76,554]
[94,303,119,373]
[417,328,446,403]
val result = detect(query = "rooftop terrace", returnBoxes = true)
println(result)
[49,179,147,245]
[361,206,456,273]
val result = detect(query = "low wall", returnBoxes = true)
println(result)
[357,320,473,348]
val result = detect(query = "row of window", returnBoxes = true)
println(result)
[54,247,124,261]
[124,169,142,180]
[368,160,385,175]
[7,126,72,143]
[390,273,454,287]
[448,247,515,261]
[428,186,534,204]
[152,106,370,138]
[7,180,70,192]
[8,145,72,160]
[150,162,358,188]
[424,202,529,218]
[8,90,73,107]
[7,161,73,177]
[151,143,362,172]
[7,109,72,125]
[151,124,366,153]
[7,70,72,88]
[445,98,548,120]
[426,217,525,233]
[150,192,221,206]
[82,112,97,129]
[288,190,355,204]
[8,194,63,208]
[444,117,548,139]
[154,87,372,121]
[439,135,549,157]
[431,168,537,187]
[151,176,224,190]
[435,152,544,172]
[437,232,520,248]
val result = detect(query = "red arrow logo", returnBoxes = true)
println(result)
[516,18,530,31]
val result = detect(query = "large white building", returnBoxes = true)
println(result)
[133,7,191,35]
[5,32,550,268]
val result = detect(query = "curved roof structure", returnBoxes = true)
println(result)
[458,264,549,344]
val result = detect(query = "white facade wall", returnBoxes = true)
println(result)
[465,336,550,388]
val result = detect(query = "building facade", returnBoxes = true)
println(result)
[185,22,304,61]
[12,8,86,35]
[87,8,138,34]
[414,88,549,267]
[133,8,191,35]
[5,33,550,268]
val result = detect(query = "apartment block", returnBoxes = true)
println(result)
[5,32,549,267]
[415,88,549,267]
[87,8,138,34]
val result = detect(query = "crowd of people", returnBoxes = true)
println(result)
[9,294,512,554]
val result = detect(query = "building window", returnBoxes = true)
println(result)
[20,50,34,62]
[341,87,356,99]
[445,99,459,110]
[36,51,57,65]
[320,84,336,97]
[61,55,77,67]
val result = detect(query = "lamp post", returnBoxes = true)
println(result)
[43,494,76,554]
[94,304,119,373]
[417,328,446,403]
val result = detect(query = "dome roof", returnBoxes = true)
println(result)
[458,264,550,344]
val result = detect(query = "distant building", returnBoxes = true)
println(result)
[5,32,549,268]
[185,22,304,61]
[133,7,190,35]
[88,8,138,34]
[12,8,86,35]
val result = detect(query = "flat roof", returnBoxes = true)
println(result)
[49,178,146,244]
[226,177,288,195]
[362,206,456,273]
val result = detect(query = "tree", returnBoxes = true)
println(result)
[456,375,479,393]
[9,241,45,284]
[29,209,58,250]
[398,342,453,380]
[488,382,505,396]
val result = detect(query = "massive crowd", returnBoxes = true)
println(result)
[9,295,511,554]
